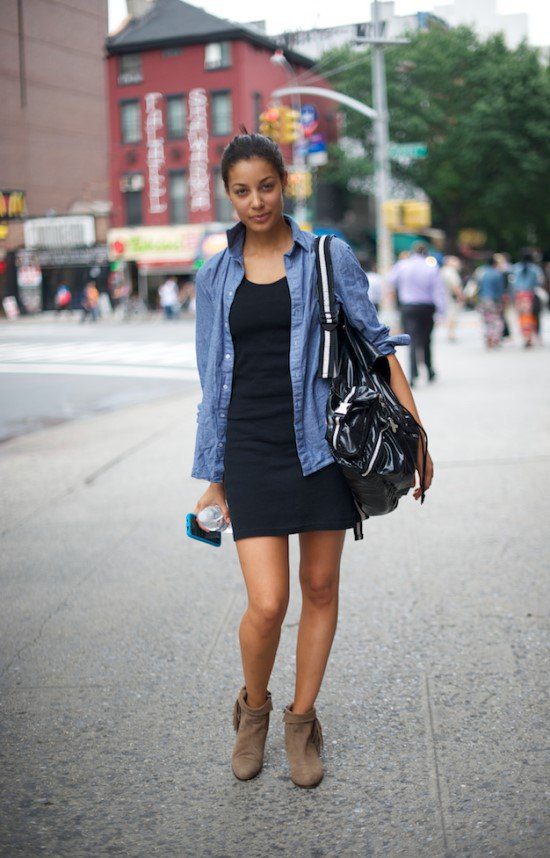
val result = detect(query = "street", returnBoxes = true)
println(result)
[0,310,549,856]
[0,314,197,441]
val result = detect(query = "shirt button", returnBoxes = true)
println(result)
[223,383,228,390]
[218,442,223,447]
[228,291,233,296]
[225,353,230,359]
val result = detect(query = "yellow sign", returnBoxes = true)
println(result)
[458,228,487,248]
[382,199,431,231]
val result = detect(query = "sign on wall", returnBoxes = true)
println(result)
[188,88,211,213]
[145,92,167,215]
[108,225,204,264]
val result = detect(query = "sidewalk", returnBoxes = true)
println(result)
[0,316,548,856]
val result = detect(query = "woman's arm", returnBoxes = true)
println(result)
[387,354,434,500]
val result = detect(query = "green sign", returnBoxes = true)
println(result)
[389,143,428,160]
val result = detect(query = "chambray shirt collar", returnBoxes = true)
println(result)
[225,213,309,260]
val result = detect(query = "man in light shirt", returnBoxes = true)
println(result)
[158,276,180,320]
[388,242,446,386]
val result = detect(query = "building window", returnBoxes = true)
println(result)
[124,189,142,226]
[118,54,142,85]
[205,42,231,70]
[169,171,187,224]
[166,94,186,139]
[120,100,141,143]
[211,91,232,136]
[252,92,262,133]
[214,169,234,222]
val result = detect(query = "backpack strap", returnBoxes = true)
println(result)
[314,235,340,379]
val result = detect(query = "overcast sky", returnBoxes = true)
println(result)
[108,0,550,47]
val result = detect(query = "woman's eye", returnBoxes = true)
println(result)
[262,185,274,191]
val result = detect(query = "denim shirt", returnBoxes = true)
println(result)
[191,214,409,483]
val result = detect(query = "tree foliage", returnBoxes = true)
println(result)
[318,26,550,251]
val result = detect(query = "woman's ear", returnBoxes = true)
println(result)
[281,170,289,194]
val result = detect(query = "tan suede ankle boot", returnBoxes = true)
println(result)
[231,686,273,780]
[283,703,324,788]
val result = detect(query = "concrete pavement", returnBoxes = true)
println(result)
[0,312,549,856]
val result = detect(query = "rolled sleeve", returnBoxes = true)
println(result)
[331,238,410,354]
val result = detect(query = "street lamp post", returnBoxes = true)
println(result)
[356,0,408,274]
[270,50,309,226]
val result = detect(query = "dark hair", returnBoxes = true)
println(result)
[412,241,429,256]
[221,126,286,190]
[489,254,498,266]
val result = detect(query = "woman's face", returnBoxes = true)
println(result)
[226,157,287,232]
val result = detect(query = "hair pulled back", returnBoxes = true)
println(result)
[221,127,286,190]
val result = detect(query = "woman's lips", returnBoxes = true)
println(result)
[250,212,270,222]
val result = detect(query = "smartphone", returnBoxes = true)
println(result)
[186,513,221,547]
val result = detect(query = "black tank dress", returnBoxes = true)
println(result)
[223,274,358,541]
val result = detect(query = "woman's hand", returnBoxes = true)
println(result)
[414,443,433,501]
[194,481,231,531]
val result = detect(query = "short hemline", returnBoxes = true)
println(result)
[231,519,358,541]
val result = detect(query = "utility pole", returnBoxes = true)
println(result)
[356,1,408,275]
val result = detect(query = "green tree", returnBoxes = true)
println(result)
[318,26,550,252]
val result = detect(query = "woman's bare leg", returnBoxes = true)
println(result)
[292,530,346,714]
[235,535,290,709]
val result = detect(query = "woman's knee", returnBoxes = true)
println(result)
[247,596,288,631]
[300,568,339,608]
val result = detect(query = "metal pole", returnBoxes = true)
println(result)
[371,0,393,275]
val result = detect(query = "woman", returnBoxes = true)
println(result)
[511,253,544,347]
[477,256,505,348]
[192,133,433,789]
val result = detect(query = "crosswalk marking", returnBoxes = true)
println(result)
[0,341,199,380]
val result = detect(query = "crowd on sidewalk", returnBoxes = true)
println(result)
[384,242,548,387]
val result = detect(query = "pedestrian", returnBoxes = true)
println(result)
[80,281,99,323]
[511,253,545,347]
[191,132,434,788]
[440,255,464,342]
[364,259,383,312]
[494,253,513,340]
[158,276,180,319]
[54,282,72,314]
[477,256,506,348]
[388,242,446,386]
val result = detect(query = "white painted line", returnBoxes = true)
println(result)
[0,363,199,380]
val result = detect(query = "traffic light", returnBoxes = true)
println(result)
[286,171,312,199]
[259,106,282,142]
[279,106,301,144]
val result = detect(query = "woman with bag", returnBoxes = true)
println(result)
[192,132,433,788]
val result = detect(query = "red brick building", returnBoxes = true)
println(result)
[105,0,337,233]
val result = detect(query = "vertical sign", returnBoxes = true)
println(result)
[145,92,167,214]
[188,88,211,213]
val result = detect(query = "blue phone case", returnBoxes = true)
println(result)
[186,513,221,547]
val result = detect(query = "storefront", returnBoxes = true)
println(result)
[18,216,109,311]
[107,224,230,308]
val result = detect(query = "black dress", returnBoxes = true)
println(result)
[223,274,359,541]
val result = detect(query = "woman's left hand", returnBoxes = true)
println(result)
[414,446,433,501]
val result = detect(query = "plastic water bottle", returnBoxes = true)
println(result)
[197,504,230,532]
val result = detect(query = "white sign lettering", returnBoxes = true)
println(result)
[145,92,167,215]
[188,88,211,213]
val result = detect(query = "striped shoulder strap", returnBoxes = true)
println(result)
[314,234,340,380]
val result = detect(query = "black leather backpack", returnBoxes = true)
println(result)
[314,235,428,541]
